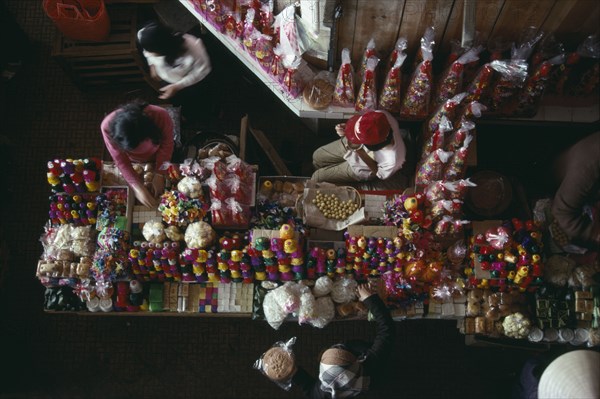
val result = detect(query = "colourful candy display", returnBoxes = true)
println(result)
[47,158,102,194]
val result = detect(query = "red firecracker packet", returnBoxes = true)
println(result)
[454,101,486,126]
[433,46,482,108]
[282,57,303,99]
[357,38,378,87]
[379,50,407,114]
[445,120,475,152]
[508,53,565,117]
[400,28,435,119]
[386,37,408,74]
[443,133,473,180]
[425,92,466,139]
[332,48,355,107]
[415,149,453,191]
[463,63,495,105]
[421,116,452,160]
[489,59,528,114]
[355,56,379,112]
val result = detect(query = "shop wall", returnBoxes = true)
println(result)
[275,0,599,68]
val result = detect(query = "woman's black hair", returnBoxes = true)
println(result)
[138,21,185,65]
[108,100,162,151]
[365,130,393,152]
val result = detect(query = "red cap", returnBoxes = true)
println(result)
[344,111,391,145]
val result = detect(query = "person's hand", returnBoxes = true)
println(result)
[356,283,376,302]
[159,83,180,99]
[151,173,165,197]
[335,123,346,137]
[132,183,159,209]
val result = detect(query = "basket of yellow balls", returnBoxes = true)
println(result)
[298,184,364,230]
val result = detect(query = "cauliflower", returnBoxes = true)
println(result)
[502,312,532,339]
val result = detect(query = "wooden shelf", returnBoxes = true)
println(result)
[180,1,598,124]
[178,0,357,120]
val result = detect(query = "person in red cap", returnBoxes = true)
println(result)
[312,110,408,188]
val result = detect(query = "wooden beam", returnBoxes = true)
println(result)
[239,114,248,161]
[248,125,292,176]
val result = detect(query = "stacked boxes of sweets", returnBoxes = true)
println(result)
[531,286,600,347]
[38,158,103,289]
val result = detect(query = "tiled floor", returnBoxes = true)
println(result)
[1,2,594,399]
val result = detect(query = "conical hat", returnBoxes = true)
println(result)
[538,350,600,399]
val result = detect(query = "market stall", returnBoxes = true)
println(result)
[35,0,599,351]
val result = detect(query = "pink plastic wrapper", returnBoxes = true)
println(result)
[254,32,274,71]
[443,133,473,180]
[433,46,481,108]
[223,10,241,41]
[241,8,259,53]
[379,51,407,113]
[269,45,286,83]
[355,56,379,112]
[332,48,355,107]
[415,149,453,191]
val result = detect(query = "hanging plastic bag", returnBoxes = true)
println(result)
[43,0,110,42]
[355,56,379,112]
[400,27,435,119]
[332,48,355,107]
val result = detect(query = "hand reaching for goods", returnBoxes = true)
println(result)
[356,283,376,302]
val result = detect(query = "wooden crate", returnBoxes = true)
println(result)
[51,5,154,90]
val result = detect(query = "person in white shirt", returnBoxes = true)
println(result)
[312,110,408,188]
[137,21,216,122]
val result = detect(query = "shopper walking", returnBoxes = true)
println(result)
[101,100,174,208]
[260,283,395,398]
[137,20,217,123]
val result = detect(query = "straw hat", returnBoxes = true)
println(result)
[538,350,600,399]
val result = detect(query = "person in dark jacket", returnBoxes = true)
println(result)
[291,283,395,398]
[551,131,600,252]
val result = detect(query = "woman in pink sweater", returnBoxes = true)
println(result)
[101,101,174,208]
